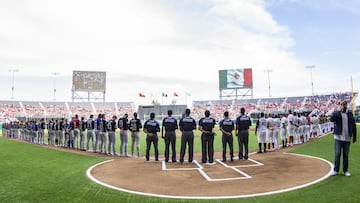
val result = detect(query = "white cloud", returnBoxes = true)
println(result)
[0,0,338,104]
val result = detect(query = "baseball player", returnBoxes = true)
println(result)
[255,112,267,153]
[287,110,295,146]
[99,114,108,154]
[118,113,130,156]
[107,115,118,156]
[129,112,142,157]
[72,115,80,149]
[273,114,281,150]
[94,114,102,153]
[58,118,65,147]
[79,116,87,151]
[48,119,55,145]
[280,114,288,148]
[266,115,275,151]
[86,114,96,152]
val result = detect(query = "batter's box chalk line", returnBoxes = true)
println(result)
[162,157,264,181]
[87,153,334,199]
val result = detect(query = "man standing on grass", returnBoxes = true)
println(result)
[129,112,142,157]
[330,100,357,177]
[118,113,130,156]
[86,114,95,152]
[255,112,267,153]
[107,115,118,156]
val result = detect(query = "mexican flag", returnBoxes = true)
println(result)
[219,68,252,89]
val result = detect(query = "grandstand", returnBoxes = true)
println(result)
[0,91,358,122]
[0,101,135,122]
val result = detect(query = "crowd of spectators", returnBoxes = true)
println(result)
[191,92,357,121]
[0,92,357,123]
[0,101,135,122]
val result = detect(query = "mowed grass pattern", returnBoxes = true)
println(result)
[0,124,359,203]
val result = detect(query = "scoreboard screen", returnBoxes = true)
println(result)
[72,71,106,91]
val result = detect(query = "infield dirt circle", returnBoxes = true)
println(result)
[88,148,333,198]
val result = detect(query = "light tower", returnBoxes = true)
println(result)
[264,69,273,98]
[51,72,60,101]
[9,69,19,99]
[306,65,316,96]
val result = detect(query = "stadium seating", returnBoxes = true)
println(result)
[0,92,357,122]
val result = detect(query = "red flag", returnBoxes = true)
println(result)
[139,93,145,97]
[162,92,168,97]
[174,92,178,97]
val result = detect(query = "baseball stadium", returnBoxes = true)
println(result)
[1,1,360,203]
[1,69,359,202]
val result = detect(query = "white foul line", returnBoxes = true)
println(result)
[86,153,334,200]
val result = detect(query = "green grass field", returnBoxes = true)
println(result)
[0,125,359,203]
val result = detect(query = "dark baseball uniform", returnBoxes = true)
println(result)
[129,117,142,157]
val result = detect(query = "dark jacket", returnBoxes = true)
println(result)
[330,110,357,142]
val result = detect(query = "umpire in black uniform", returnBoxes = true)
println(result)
[162,109,178,162]
[198,110,216,164]
[236,107,252,160]
[143,112,160,161]
[179,108,196,164]
[219,111,234,162]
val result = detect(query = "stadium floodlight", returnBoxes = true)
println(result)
[306,65,316,96]
[8,69,19,99]
[264,69,273,98]
[52,72,60,101]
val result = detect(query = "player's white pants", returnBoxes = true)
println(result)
[108,131,116,155]
[73,128,80,149]
[95,130,101,152]
[100,131,108,154]
[131,131,141,157]
[120,130,129,156]
[266,129,274,143]
[58,130,64,147]
[273,128,280,149]
[280,128,287,140]
[86,129,96,151]
[80,131,86,150]
[38,129,45,144]
[257,130,266,143]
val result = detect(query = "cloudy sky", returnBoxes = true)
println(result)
[0,0,359,106]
